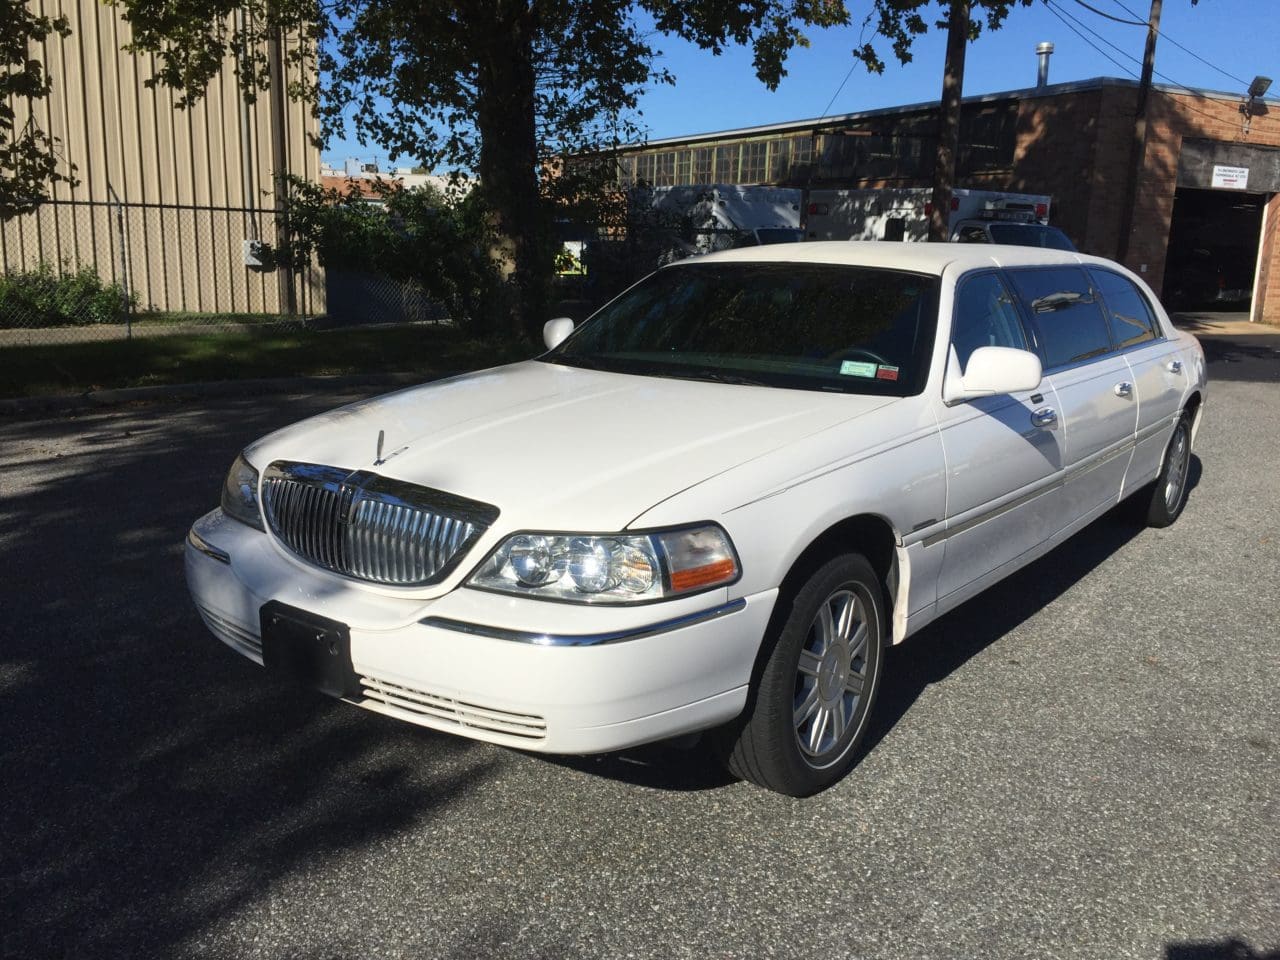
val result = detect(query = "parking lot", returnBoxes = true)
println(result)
[1,335,1277,960]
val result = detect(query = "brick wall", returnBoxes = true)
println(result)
[976,83,1280,324]
[1255,193,1280,324]
[1124,89,1280,323]
[1002,88,1106,254]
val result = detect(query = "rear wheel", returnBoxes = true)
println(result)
[1141,412,1193,527]
[721,553,885,797]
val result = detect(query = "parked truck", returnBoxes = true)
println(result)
[803,187,1052,242]
[647,185,804,255]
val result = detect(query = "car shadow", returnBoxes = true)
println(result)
[566,455,1203,793]
[861,456,1201,757]
[1166,940,1280,960]
[0,395,504,959]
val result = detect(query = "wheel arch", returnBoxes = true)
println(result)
[766,512,907,650]
[1184,389,1205,446]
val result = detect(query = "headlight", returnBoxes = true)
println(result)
[220,452,263,530]
[468,524,740,603]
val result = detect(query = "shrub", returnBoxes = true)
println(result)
[279,176,510,338]
[0,262,136,328]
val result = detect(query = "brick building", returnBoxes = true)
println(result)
[615,76,1280,324]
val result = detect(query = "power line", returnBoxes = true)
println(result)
[819,61,860,121]
[1043,1,1139,77]
[1044,0,1244,128]
[1105,0,1251,88]
[1065,0,1148,27]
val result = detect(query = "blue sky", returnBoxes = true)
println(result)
[323,0,1276,168]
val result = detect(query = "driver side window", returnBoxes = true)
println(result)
[951,273,1028,372]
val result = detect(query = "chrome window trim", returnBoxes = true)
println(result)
[421,597,748,647]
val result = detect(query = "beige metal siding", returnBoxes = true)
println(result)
[2,0,322,315]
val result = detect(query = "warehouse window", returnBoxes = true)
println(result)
[635,153,657,184]
[654,151,676,186]
[715,145,740,183]
[692,148,713,183]
[740,142,768,183]
[767,139,790,181]
[675,150,692,184]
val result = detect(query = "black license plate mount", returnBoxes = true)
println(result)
[259,601,358,699]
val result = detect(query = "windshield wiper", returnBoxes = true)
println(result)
[680,370,769,387]
[541,354,610,371]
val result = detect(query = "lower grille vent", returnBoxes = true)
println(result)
[196,604,262,658]
[360,675,547,741]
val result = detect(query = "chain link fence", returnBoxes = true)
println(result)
[0,198,445,347]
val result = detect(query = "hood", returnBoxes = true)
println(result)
[248,360,894,531]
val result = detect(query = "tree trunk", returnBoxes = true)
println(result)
[474,2,549,343]
[928,0,970,243]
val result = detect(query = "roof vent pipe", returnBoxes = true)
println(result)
[1036,42,1054,89]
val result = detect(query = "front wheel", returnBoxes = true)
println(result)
[720,553,885,797]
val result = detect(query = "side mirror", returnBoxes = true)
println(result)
[543,316,575,351]
[943,345,1042,404]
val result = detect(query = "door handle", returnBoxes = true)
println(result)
[1167,359,1184,374]
[1031,407,1058,428]
[1114,381,1133,398]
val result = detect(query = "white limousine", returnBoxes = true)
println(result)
[186,242,1207,796]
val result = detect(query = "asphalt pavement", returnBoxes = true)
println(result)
[0,342,1277,960]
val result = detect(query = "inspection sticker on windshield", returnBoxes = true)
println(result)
[876,365,900,381]
[839,360,877,378]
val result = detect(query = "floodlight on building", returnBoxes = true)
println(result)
[1243,76,1271,134]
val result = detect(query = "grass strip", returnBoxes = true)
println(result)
[1,327,533,399]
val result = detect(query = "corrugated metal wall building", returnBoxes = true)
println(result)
[2,0,322,317]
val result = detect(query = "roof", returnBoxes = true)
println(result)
[672,240,1117,276]
[625,76,1280,151]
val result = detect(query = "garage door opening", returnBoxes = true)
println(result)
[1162,188,1268,311]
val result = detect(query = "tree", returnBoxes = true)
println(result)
[111,0,850,340]
[847,0,1032,241]
[1,0,77,219]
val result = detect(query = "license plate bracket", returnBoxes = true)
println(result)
[259,601,358,699]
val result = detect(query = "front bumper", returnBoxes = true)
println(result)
[185,510,776,754]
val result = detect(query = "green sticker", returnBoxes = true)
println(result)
[840,360,877,378]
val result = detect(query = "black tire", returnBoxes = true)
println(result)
[720,553,885,797]
[1140,412,1193,528]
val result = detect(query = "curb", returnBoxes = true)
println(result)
[0,371,446,418]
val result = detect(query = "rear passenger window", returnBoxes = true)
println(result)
[952,273,1028,371]
[1008,267,1113,369]
[1089,268,1158,348]
[955,225,989,243]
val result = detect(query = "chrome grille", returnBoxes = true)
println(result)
[261,461,498,586]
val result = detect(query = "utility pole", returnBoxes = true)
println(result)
[928,0,970,243]
[1116,0,1162,264]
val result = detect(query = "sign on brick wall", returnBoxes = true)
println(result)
[1211,165,1250,189]
[1179,138,1280,193]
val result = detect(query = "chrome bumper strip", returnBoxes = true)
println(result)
[422,597,748,647]
[187,528,231,564]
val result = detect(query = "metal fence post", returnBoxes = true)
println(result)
[107,185,133,340]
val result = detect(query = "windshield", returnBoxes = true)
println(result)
[544,262,939,396]
[988,223,1076,250]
